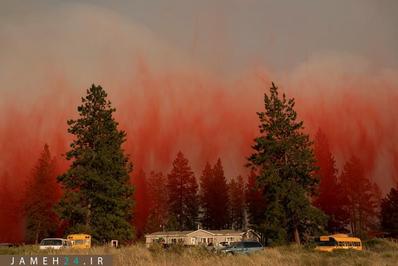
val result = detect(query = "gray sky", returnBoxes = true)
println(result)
[1,0,397,75]
[79,0,398,70]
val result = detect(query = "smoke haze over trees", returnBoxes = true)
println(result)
[1,1,397,246]
[0,81,395,244]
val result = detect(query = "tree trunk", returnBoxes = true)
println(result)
[35,222,41,244]
[294,227,301,245]
[86,203,91,227]
[35,230,39,244]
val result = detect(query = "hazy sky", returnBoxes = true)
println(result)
[1,0,397,76]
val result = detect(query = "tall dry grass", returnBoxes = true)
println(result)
[1,239,397,266]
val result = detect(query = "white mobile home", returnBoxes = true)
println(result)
[145,229,259,247]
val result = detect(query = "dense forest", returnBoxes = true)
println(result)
[0,83,397,245]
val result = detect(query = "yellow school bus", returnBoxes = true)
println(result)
[67,234,91,249]
[315,234,362,252]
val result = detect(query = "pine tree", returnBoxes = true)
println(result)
[210,159,230,229]
[313,129,348,233]
[167,152,198,230]
[245,170,266,231]
[56,84,134,243]
[24,144,60,243]
[145,171,168,233]
[132,170,149,239]
[199,162,214,229]
[380,186,398,237]
[247,82,326,245]
[228,175,245,230]
[340,156,380,237]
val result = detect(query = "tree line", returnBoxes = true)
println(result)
[2,83,397,245]
[133,155,252,238]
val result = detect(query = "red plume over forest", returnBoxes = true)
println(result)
[0,2,398,243]
[0,59,398,242]
[0,61,397,242]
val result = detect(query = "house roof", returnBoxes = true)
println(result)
[205,230,244,236]
[146,229,244,237]
[147,230,193,237]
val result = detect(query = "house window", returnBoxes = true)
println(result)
[226,237,234,242]
[171,239,177,244]
[191,238,196,244]
[201,238,207,243]
[208,238,213,244]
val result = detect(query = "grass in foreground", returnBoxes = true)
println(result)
[1,238,397,266]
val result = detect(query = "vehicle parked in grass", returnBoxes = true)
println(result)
[39,238,71,250]
[67,234,91,249]
[206,241,230,252]
[214,241,229,250]
[315,234,362,252]
[221,240,263,254]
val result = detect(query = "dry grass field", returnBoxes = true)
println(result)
[1,239,397,266]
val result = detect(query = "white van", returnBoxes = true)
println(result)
[39,238,71,250]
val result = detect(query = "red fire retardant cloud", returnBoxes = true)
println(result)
[0,59,397,242]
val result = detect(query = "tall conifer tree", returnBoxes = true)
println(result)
[245,170,267,231]
[210,159,230,229]
[199,162,214,229]
[313,129,348,233]
[145,171,168,233]
[24,144,60,243]
[167,152,198,230]
[56,84,134,243]
[248,82,325,245]
[340,156,381,237]
[228,175,245,230]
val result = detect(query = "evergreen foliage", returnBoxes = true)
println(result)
[145,171,168,233]
[199,162,214,229]
[24,144,60,243]
[340,156,381,237]
[247,82,326,245]
[228,175,245,230]
[380,186,398,237]
[132,170,149,239]
[211,159,230,229]
[198,159,230,230]
[245,170,267,231]
[56,84,134,243]
[313,129,348,233]
[167,152,198,230]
